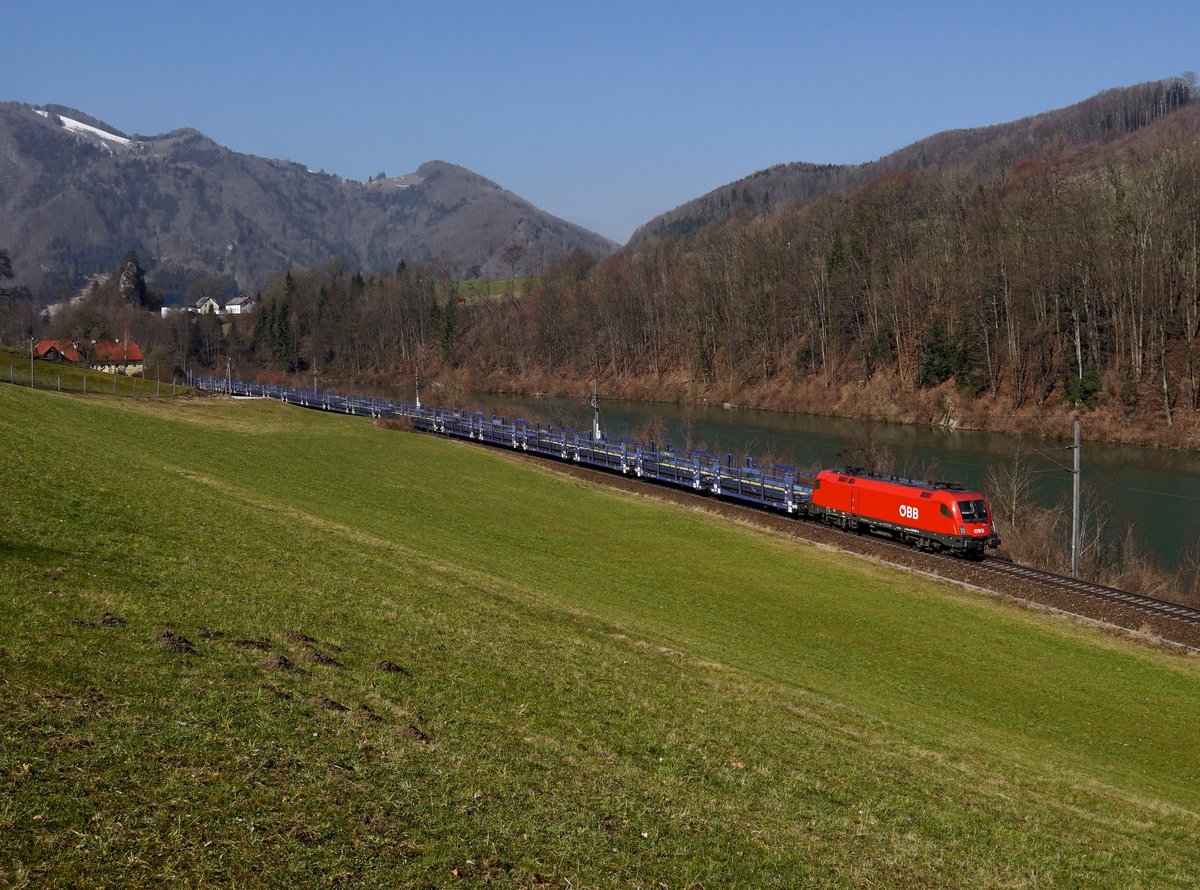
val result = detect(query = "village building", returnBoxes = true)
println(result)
[194,296,222,314]
[35,339,145,376]
[34,340,84,363]
[89,339,145,375]
[223,295,256,315]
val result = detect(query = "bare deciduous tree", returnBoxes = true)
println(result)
[500,242,526,286]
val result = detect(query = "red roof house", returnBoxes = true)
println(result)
[34,338,145,375]
[35,339,84,363]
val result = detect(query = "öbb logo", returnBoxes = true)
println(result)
[899,504,920,521]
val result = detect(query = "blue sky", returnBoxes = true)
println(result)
[7,1,1198,242]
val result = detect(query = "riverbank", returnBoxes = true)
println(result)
[420,366,1200,451]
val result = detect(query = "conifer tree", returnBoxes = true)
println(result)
[0,247,30,303]
[273,299,297,371]
[916,319,956,389]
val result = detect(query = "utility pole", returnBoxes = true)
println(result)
[590,380,604,442]
[1071,416,1081,578]
[225,357,232,396]
[29,337,34,389]
[1032,415,1083,578]
[414,368,421,410]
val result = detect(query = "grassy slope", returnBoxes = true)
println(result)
[1,384,1198,887]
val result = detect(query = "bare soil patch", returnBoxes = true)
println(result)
[259,653,296,672]
[155,630,197,655]
[311,694,349,712]
[99,613,126,627]
[374,417,414,433]
[397,723,431,743]
[296,647,343,668]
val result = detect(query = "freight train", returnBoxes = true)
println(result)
[410,404,1001,558]
[193,375,1002,558]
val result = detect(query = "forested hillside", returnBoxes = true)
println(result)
[491,107,1200,430]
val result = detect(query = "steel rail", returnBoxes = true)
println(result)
[959,557,1200,624]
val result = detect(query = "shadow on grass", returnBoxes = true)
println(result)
[0,538,72,565]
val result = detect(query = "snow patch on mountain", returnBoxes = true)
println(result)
[35,108,132,146]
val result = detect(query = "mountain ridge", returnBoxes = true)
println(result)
[629,74,1197,245]
[0,102,618,300]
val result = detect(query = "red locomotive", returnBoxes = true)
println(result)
[808,468,1001,557]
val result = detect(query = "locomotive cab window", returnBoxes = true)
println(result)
[957,500,989,522]
[940,504,952,518]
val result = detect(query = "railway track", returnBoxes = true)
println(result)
[785,510,1200,632]
[957,557,1200,625]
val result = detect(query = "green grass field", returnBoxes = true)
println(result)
[455,277,533,303]
[2,382,1199,887]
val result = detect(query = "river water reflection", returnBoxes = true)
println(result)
[354,380,1200,570]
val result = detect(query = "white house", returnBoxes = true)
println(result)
[195,296,221,314]
[224,295,257,315]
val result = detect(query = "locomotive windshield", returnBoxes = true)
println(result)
[957,499,989,522]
